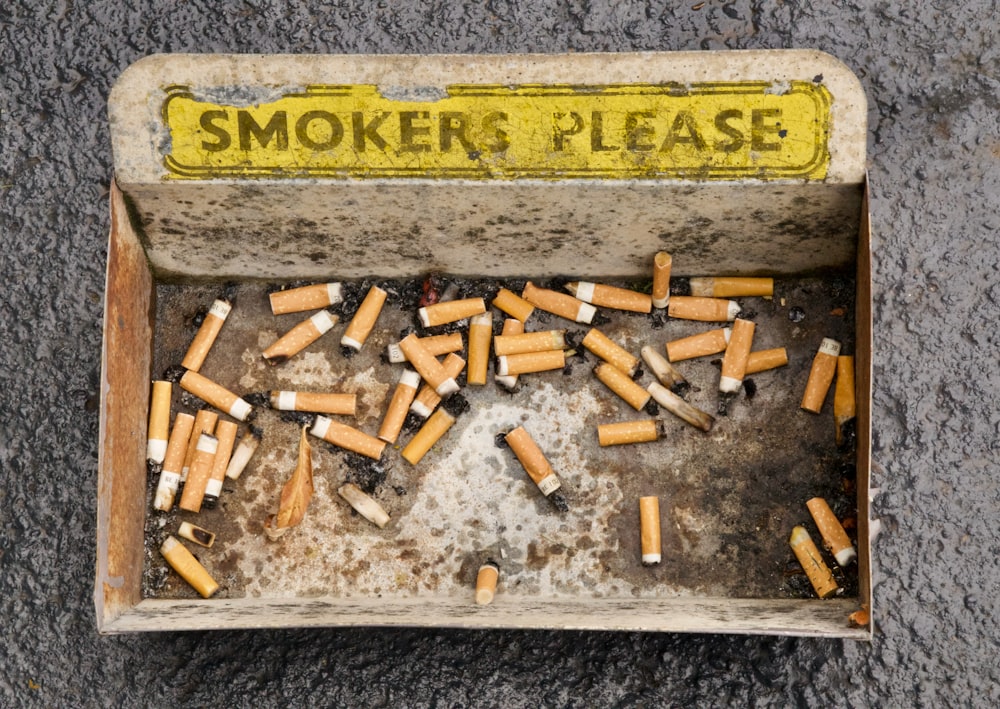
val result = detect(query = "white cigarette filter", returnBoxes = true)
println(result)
[181,298,232,372]
[179,433,219,513]
[668,296,740,322]
[475,562,500,606]
[203,420,238,507]
[338,483,390,528]
[521,281,596,324]
[378,369,421,443]
[147,380,172,463]
[269,390,357,416]
[647,382,714,432]
[225,428,261,480]
[410,353,466,418]
[179,370,252,421]
[689,276,774,298]
[639,346,686,389]
[398,333,460,397]
[310,416,387,460]
[801,338,841,413]
[639,496,662,565]
[665,328,731,362]
[400,408,456,465]
[789,526,839,599]
[160,535,219,598]
[806,497,857,567]
[581,328,639,375]
[419,297,486,327]
[492,287,535,322]
[594,362,651,411]
[494,319,524,390]
[466,312,493,386]
[565,281,652,314]
[504,426,561,497]
[651,251,672,309]
[341,285,388,351]
[719,318,756,394]
[493,330,566,356]
[386,332,463,363]
[269,282,343,315]
[263,310,338,365]
[153,412,195,512]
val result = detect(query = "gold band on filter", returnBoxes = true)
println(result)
[378,369,421,443]
[668,296,740,322]
[594,362,651,411]
[160,535,219,598]
[806,497,857,567]
[466,312,492,386]
[179,371,252,421]
[651,251,672,309]
[410,353,466,418]
[269,282,342,315]
[494,319,524,390]
[419,297,486,327]
[475,563,500,605]
[204,420,238,505]
[182,409,219,479]
[834,355,856,444]
[789,526,839,599]
[341,285,387,351]
[492,287,535,322]
[801,338,841,413]
[398,333,460,397]
[181,299,232,372]
[263,310,338,365]
[639,496,662,565]
[179,433,219,513]
[565,281,652,313]
[665,328,730,362]
[521,282,595,324]
[147,380,172,463]
[493,330,566,356]
[310,416,386,460]
[689,277,774,298]
[581,328,639,375]
[745,347,788,375]
[597,419,659,446]
[496,350,567,376]
[269,391,357,416]
[153,412,195,512]
[719,318,755,394]
[504,426,561,496]
[401,408,456,465]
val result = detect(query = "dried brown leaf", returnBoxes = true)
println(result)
[269,426,313,534]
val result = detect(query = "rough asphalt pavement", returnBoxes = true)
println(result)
[2,1,998,706]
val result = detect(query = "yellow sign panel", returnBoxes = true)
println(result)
[162,82,831,180]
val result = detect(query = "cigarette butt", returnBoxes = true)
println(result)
[801,338,841,413]
[494,319,524,389]
[639,346,687,389]
[565,281,652,313]
[493,330,566,356]
[263,310,339,365]
[269,391,357,416]
[597,419,659,446]
[496,349,568,377]
[337,483,390,528]
[647,382,714,432]
[521,281,596,324]
[147,380,172,463]
[581,328,639,375]
[719,318,755,394]
[179,371,252,422]
[419,297,486,328]
[153,412,195,512]
[639,496,661,565]
[806,497,857,567]
[789,526,839,599]
[475,561,500,605]
[269,282,343,315]
[401,408,456,465]
[341,285,388,351]
[745,347,788,375]
[410,353,466,418]
[665,328,731,362]
[466,312,493,386]
[179,433,219,513]
[668,296,740,322]
[386,332,463,363]
[651,251,672,309]
[378,369,421,443]
[398,333,460,397]
[848,607,870,628]
[202,420,237,508]
[492,287,535,322]
[225,428,261,480]
[689,277,774,298]
[834,355,856,444]
[160,535,219,598]
[177,521,216,548]
[181,409,219,481]
[504,426,562,497]
[594,362,651,411]
[181,298,232,372]
[310,415,386,460]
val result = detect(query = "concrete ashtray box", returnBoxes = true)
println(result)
[97,51,872,637]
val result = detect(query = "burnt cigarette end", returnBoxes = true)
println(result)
[643,399,660,416]
[671,381,691,397]
[163,365,187,383]
[249,424,264,438]
[670,278,691,296]
[221,282,238,304]
[494,431,511,449]
[279,411,316,427]
[263,354,289,366]
[339,346,357,359]
[549,491,570,513]
[788,306,806,323]
[736,308,757,320]
[837,418,858,451]
[632,365,644,381]
[717,392,736,417]
[591,311,611,327]
[442,393,470,417]
[146,460,162,477]
[344,453,388,495]
[743,379,757,399]
[243,391,270,408]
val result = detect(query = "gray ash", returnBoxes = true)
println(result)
[643,399,660,416]
[343,453,388,494]
[736,308,757,320]
[442,393,470,417]
[670,277,691,296]
[243,391,270,408]
[671,381,691,397]
[402,411,426,434]
[163,364,186,383]
[743,379,757,400]
[649,310,668,329]
[548,491,570,513]
[788,306,806,323]
[494,431,511,449]
[279,411,315,427]
[717,392,736,416]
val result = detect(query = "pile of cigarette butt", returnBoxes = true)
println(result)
[146,250,857,603]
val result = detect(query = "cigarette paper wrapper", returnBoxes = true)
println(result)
[99,50,872,639]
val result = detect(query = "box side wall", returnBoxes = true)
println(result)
[855,177,874,638]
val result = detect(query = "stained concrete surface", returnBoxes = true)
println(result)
[1,1,998,706]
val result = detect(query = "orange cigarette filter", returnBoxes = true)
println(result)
[581,328,639,375]
[834,355,856,444]
[521,281,596,324]
[668,296,740,322]
[269,391,357,416]
[666,327,731,362]
[495,319,524,390]
[262,310,338,365]
[179,371,252,421]
[419,297,486,327]
[341,285,387,351]
[386,332,463,363]
[597,419,659,446]
[496,349,567,376]
[594,362,651,411]
[789,525,839,599]
[565,281,652,314]
[269,282,343,315]
[147,380,172,463]
[801,338,841,413]
[745,347,789,375]
[153,412,195,512]
[719,318,755,394]
[651,251,672,309]
[179,433,219,513]
[689,277,774,298]
[401,408,456,465]
[160,536,219,598]
[492,287,535,322]
[182,409,219,479]
[310,416,387,460]
[493,330,566,356]
[203,420,238,507]
[398,333,460,397]
[378,369,421,443]
[466,312,493,386]
[181,298,232,372]
[475,562,500,605]
[505,426,561,496]
[639,496,662,565]
[806,497,857,567]
[410,353,466,418]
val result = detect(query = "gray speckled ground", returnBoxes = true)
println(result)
[2,2,998,706]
